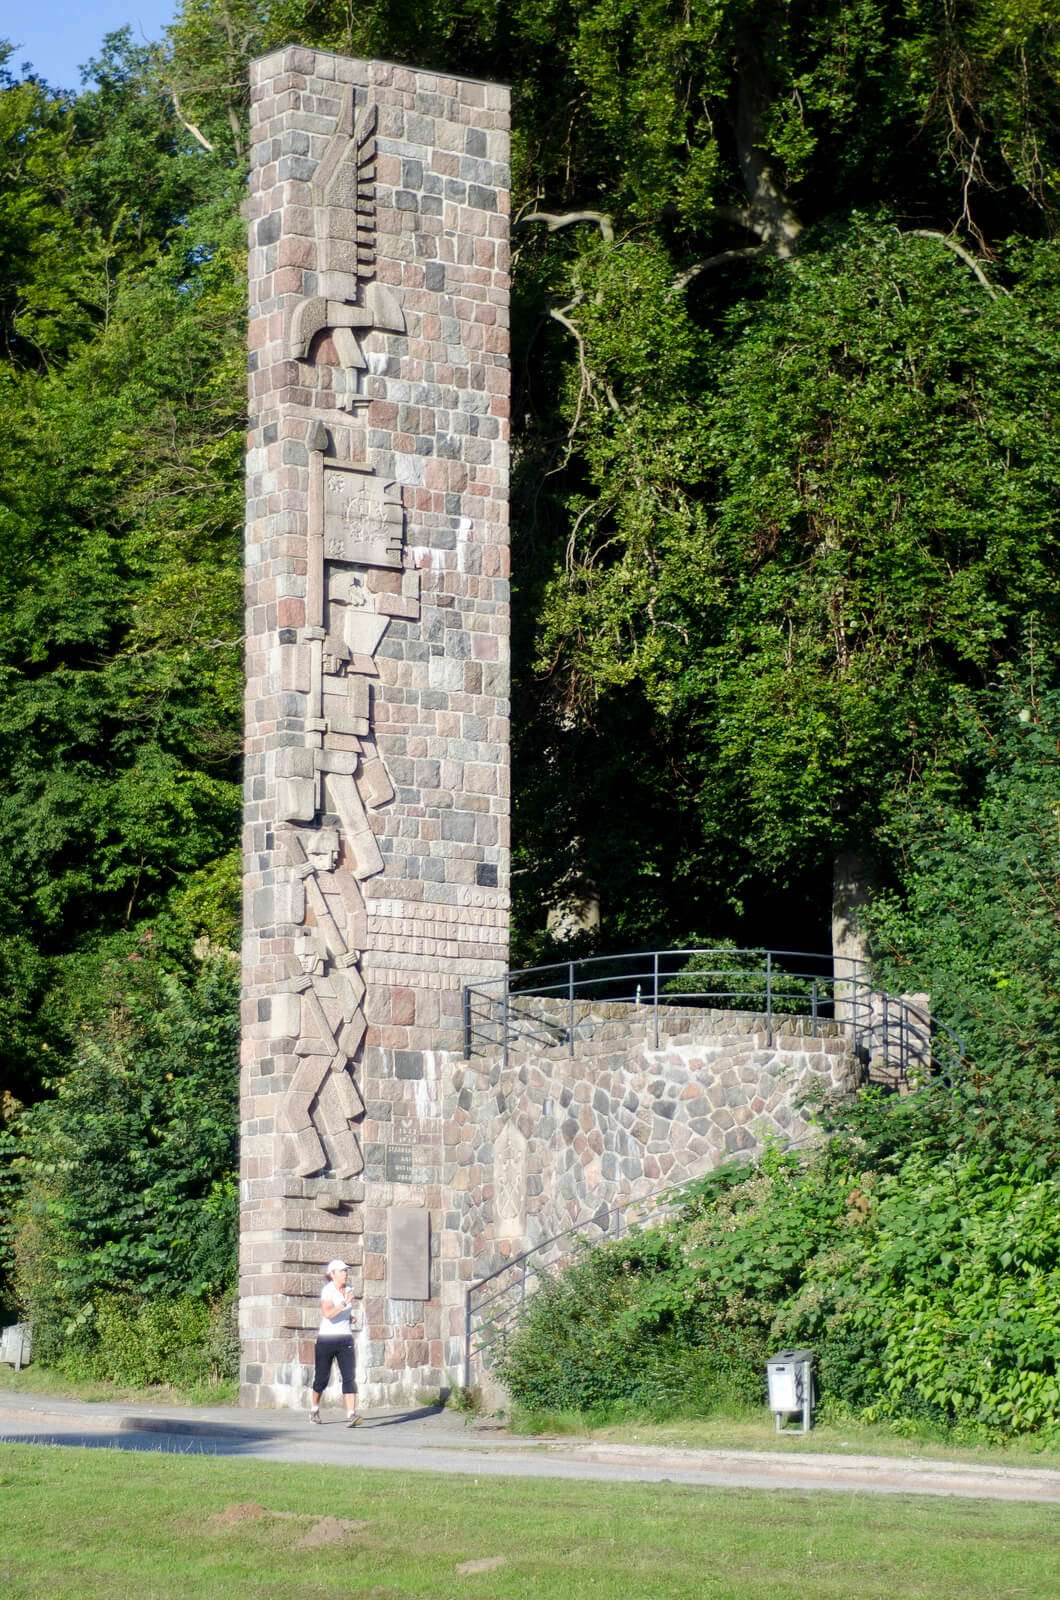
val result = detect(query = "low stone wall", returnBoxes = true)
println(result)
[441,1013,860,1310]
[495,995,847,1049]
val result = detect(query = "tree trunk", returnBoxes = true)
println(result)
[832,849,874,1029]
[732,26,803,258]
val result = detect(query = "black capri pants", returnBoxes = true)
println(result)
[313,1334,355,1394]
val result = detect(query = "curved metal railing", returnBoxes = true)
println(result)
[464,946,862,1057]
[463,946,962,1083]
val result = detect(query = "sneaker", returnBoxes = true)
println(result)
[309,1409,321,1425]
[345,1413,362,1428]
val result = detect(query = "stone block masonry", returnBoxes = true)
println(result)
[242,47,510,1408]
[446,1017,861,1311]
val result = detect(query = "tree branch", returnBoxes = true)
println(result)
[549,305,620,414]
[170,89,214,153]
[542,294,622,474]
[518,209,615,243]
[669,246,765,296]
[907,230,999,298]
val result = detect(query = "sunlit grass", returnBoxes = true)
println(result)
[0,1362,237,1408]
[1,1442,1058,1600]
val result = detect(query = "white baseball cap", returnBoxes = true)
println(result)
[325,1259,349,1276]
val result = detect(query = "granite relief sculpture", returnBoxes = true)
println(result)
[285,87,405,404]
[270,82,423,1184]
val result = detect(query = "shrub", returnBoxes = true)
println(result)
[494,1226,765,1417]
[498,1143,1060,1440]
[8,947,239,1365]
[763,1153,1060,1439]
[52,1288,239,1388]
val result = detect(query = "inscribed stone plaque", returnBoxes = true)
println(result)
[493,1122,527,1241]
[385,1144,414,1184]
[388,1207,430,1300]
[323,463,404,567]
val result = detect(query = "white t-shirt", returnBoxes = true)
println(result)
[318,1280,353,1336]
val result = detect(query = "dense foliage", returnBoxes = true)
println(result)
[3,0,1059,1057]
[4,948,239,1370]
[0,33,244,1113]
[499,1143,1060,1440]
[865,682,1060,1167]
[500,692,1060,1439]
[0,26,245,1357]
[495,1222,768,1417]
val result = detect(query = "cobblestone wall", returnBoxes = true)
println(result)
[242,47,510,1407]
[443,1018,861,1303]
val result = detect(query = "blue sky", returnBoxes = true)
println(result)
[0,1,178,90]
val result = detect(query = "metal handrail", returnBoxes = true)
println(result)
[462,946,963,1085]
[868,991,963,1086]
[464,946,864,1060]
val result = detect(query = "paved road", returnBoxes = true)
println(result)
[2,1391,1058,1501]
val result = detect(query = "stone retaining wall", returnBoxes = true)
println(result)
[440,1018,860,1319]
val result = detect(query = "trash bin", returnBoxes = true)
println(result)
[0,1322,32,1372]
[766,1348,814,1432]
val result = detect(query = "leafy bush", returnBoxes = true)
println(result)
[498,1145,1060,1440]
[52,1289,239,1388]
[666,948,818,1015]
[797,1157,1060,1437]
[7,946,239,1366]
[860,682,1060,1176]
[495,1223,766,1417]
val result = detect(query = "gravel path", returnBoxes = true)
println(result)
[2,1391,1058,1501]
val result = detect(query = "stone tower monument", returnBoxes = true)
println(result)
[241,47,510,1407]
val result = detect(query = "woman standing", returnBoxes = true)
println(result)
[310,1258,361,1425]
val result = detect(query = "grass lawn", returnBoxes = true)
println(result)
[1,1443,1057,1600]
[0,1362,238,1408]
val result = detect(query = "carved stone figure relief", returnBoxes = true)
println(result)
[272,90,419,1183]
[493,1123,528,1241]
[285,88,405,409]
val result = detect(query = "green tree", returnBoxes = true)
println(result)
[0,47,81,364]
[859,678,1060,1172]
[552,228,1060,857]
[10,948,240,1361]
[148,0,1060,956]
[0,33,245,1104]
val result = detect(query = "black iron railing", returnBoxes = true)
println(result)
[463,946,962,1084]
[464,946,861,1057]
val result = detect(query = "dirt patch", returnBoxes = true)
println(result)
[212,1503,269,1525]
[209,1504,368,1546]
[454,1556,506,1574]
[299,1516,368,1548]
